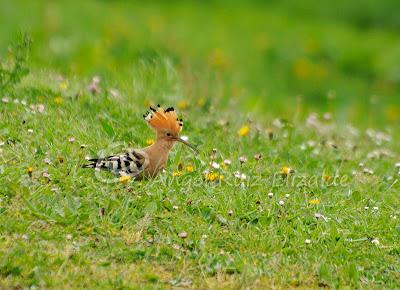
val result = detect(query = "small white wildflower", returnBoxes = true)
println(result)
[395,162,400,168]
[201,234,208,239]
[371,238,380,246]
[273,118,283,128]
[85,156,91,161]
[285,194,290,198]
[323,112,332,120]
[180,135,189,142]
[109,88,119,97]
[22,234,29,240]
[178,232,188,239]
[173,205,179,210]
[0,141,4,146]
[254,153,262,160]
[210,161,220,169]
[227,209,233,216]
[359,162,365,168]
[314,213,323,219]
[278,200,284,206]
[223,159,232,165]
[14,98,19,104]
[233,172,247,181]
[363,168,374,175]
[351,170,357,176]
[373,206,379,211]
[364,206,369,210]
[307,140,316,147]
[305,239,311,244]
[268,192,274,198]
[44,158,51,164]
[27,129,34,133]
[68,137,75,143]
[42,172,50,178]
[390,214,397,220]
[21,100,27,106]
[2,97,10,103]
[66,234,73,240]
[37,104,45,113]
[88,76,101,94]
[239,156,247,164]
[92,75,100,83]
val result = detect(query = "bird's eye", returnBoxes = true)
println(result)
[166,133,171,137]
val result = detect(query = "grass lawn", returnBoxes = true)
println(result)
[1,1,400,289]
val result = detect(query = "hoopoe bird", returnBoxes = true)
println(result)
[83,105,198,179]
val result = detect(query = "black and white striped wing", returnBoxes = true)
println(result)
[83,149,147,176]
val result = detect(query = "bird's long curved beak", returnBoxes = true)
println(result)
[173,137,199,154]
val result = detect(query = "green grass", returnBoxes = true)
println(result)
[1,1,400,289]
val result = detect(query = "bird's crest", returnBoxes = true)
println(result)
[143,105,183,134]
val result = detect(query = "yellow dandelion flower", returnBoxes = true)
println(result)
[309,199,321,205]
[281,166,293,175]
[54,96,63,105]
[386,105,400,122]
[205,172,217,182]
[177,100,188,110]
[119,175,132,184]
[27,167,34,175]
[146,139,154,145]
[238,125,250,137]
[323,175,331,182]
[209,48,229,69]
[173,171,182,177]
[196,98,206,107]
[204,172,224,182]
[59,81,68,91]
[293,58,312,79]
[185,165,194,173]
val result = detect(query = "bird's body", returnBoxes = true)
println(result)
[83,105,197,179]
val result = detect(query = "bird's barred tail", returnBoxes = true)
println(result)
[82,159,99,168]
[82,151,145,176]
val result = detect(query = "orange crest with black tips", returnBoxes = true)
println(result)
[143,105,183,134]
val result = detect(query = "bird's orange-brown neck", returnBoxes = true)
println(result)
[142,137,176,177]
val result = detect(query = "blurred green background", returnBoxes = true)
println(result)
[1,0,399,125]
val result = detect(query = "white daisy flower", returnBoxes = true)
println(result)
[371,238,380,246]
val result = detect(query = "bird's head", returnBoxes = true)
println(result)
[143,105,198,153]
